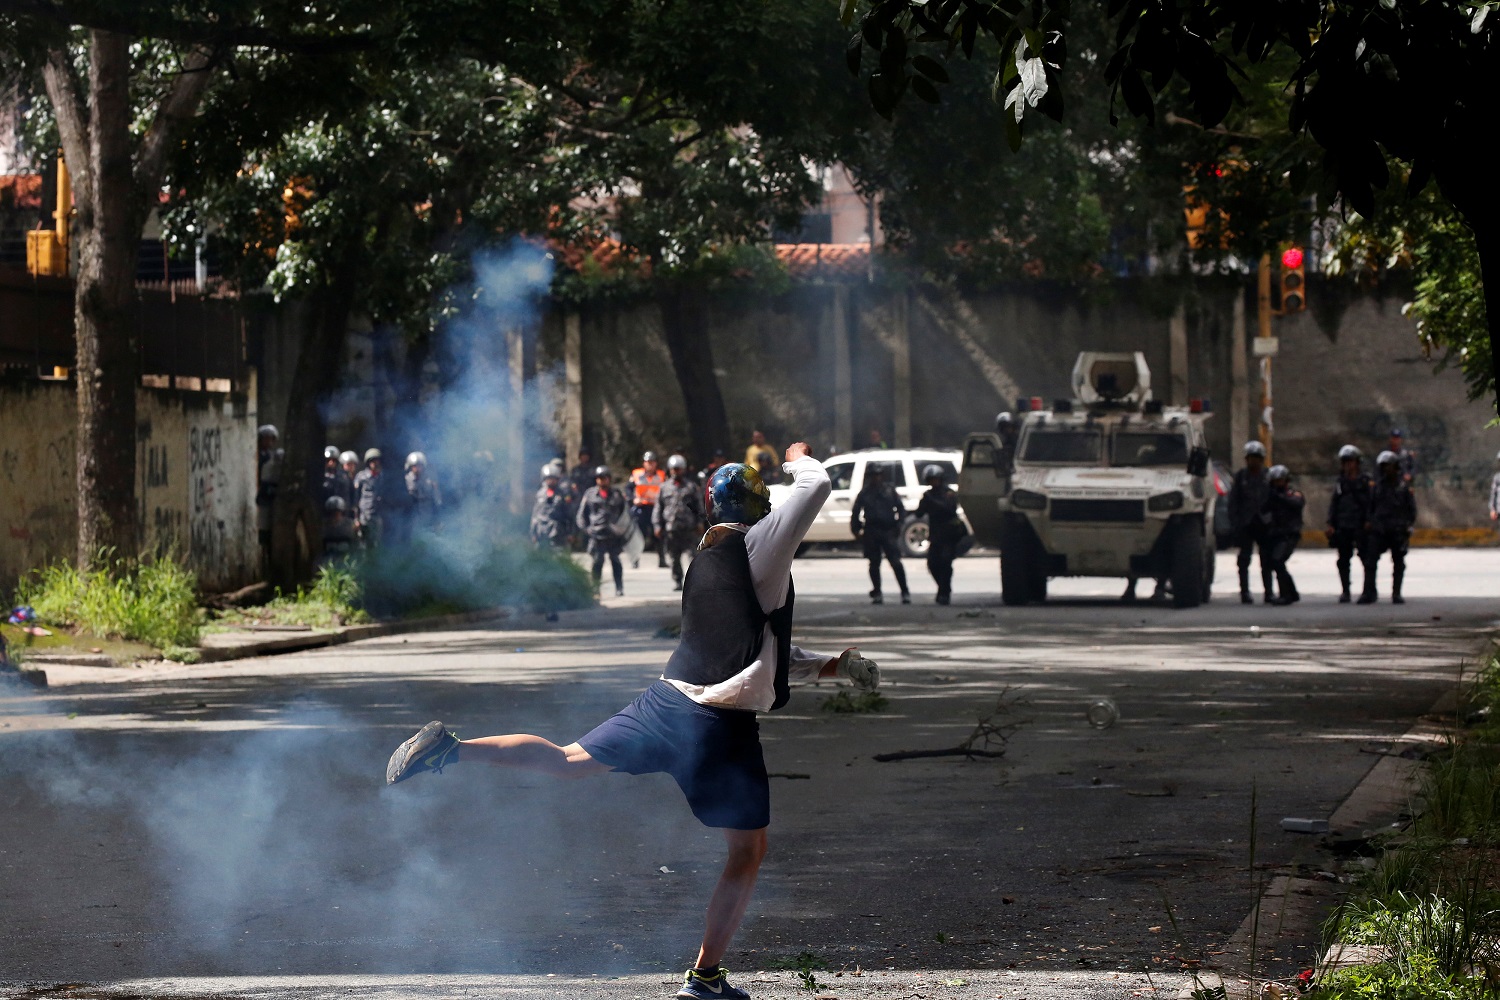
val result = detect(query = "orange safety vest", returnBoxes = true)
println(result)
[630,467,665,506]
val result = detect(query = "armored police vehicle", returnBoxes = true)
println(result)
[958,352,1217,608]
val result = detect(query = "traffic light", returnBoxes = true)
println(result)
[1279,246,1306,314]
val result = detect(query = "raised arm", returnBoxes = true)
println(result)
[745,443,830,614]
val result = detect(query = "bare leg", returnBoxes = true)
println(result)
[693,828,768,970]
[459,737,610,780]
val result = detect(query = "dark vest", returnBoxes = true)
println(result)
[663,531,796,710]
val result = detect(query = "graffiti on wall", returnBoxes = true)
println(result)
[189,423,228,569]
[2,430,74,546]
[1356,411,1495,498]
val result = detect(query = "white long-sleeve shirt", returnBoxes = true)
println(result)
[664,455,832,711]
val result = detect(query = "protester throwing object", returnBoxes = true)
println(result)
[387,441,880,1000]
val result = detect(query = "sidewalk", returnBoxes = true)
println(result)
[9,607,514,685]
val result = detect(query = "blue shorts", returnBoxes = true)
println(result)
[578,680,769,830]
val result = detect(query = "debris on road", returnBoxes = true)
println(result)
[1086,697,1120,729]
[1279,818,1329,834]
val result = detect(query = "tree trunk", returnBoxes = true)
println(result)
[43,33,217,572]
[73,33,144,568]
[269,276,357,588]
[658,283,732,464]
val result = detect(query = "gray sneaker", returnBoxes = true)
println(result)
[386,721,461,785]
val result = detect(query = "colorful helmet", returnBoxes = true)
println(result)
[1243,440,1267,458]
[405,451,427,471]
[922,464,946,483]
[339,450,358,466]
[1268,464,1290,482]
[1377,450,1399,467]
[593,465,612,479]
[667,453,687,472]
[364,447,382,464]
[324,445,340,460]
[1337,445,1361,461]
[706,462,771,526]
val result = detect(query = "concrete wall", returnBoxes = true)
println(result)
[0,381,259,593]
[261,278,1497,533]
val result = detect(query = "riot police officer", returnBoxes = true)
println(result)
[1265,465,1305,605]
[1325,445,1372,603]
[531,463,573,549]
[578,466,628,596]
[916,464,966,605]
[851,465,910,605]
[404,451,442,534]
[1228,441,1273,603]
[1360,451,1417,604]
[654,454,707,590]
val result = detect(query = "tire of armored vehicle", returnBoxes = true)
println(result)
[1168,518,1204,609]
[999,517,1046,605]
[1164,515,1216,608]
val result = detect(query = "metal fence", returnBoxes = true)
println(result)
[0,266,248,390]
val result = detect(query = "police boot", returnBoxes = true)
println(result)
[1338,565,1352,604]
[1357,567,1378,604]
[1392,567,1405,605]
[1238,566,1253,604]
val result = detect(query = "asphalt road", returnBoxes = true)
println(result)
[2,547,1497,1000]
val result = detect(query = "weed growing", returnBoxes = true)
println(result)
[1309,652,1500,998]
[17,553,201,649]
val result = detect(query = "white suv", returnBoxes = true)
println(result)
[768,448,968,557]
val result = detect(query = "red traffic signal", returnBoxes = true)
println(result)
[1279,246,1306,314]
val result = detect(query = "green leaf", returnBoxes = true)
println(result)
[840,0,858,25]
[1120,67,1154,123]
[911,75,941,103]
[1473,4,1489,32]
[912,54,950,82]
[1003,92,1023,151]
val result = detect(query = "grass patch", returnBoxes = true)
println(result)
[215,561,368,629]
[16,554,200,649]
[820,689,889,714]
[356,535,595,618]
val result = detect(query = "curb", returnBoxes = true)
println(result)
[1182,687,1458,999]
[194,607,514,663]
[1298,527,1497,548]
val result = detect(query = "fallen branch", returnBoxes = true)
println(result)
[872,688,1030,763]
[873,748,1008,762]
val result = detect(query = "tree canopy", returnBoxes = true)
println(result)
[843,0,1499,409]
